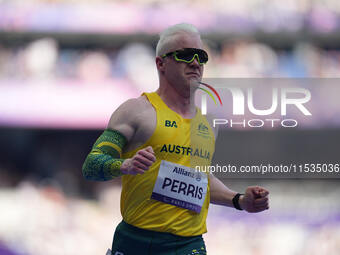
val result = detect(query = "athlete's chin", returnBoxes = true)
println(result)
[188,75,201,82]
[177,78,200,98]
[188,78,201,89]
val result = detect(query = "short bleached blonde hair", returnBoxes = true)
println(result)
[156,23,201,57]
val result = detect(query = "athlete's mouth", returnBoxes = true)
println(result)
[186,72,200,77]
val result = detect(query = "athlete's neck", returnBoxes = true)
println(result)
[156,85,196,119]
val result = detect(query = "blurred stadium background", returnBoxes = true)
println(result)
[1,0,340,254]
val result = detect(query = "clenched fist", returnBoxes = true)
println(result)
[121,146,156,175]
[239,186,269,213]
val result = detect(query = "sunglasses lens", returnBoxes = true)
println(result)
[197,49,209,63]
[176,49,208,64]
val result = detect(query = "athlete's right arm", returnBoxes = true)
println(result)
[82,98,156,181]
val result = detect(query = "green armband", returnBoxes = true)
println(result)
[82,129,128,181]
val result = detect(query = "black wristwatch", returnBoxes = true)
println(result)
[232,193,244,210]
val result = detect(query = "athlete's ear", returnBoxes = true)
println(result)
[156,56,165,73]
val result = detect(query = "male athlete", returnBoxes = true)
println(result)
[82,23,269,255]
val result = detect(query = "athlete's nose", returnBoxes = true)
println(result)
[189,55,201,68]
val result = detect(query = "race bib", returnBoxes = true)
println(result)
[151,160,208,213]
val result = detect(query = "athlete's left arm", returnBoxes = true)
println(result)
[209,173,237,208]
[209,174,270,212]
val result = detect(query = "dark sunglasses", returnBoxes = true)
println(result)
[162,48,209,65]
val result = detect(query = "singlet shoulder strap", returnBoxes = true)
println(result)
[143,92,202,121]
[142,92,168,110]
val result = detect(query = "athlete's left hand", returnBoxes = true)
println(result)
[239,186,269,213]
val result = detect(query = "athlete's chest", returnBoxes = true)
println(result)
[129,107,191,146]
[125,106,214,155]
